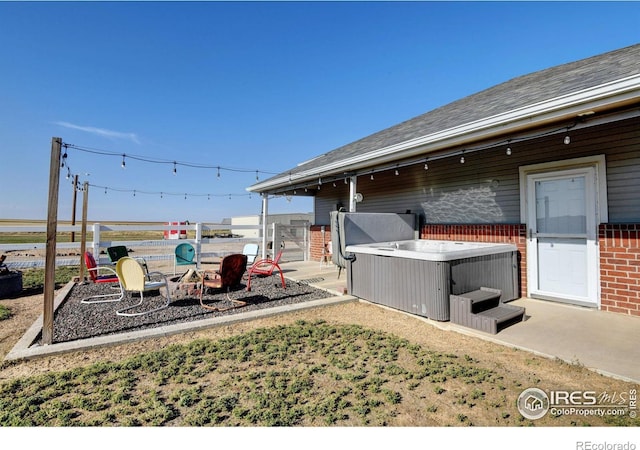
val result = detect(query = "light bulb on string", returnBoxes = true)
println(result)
[61,149,67,168]
[460,153,465,164]
[370,172,374,180]
[506,147,512,156]
[395,168,399,176]
[173,162,177,175]
[217,167,221,179]
[564,135,571,145]
[121,154,126,169]
[255,170,259,181]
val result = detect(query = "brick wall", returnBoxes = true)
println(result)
[599,224,640,316]
[309,222,640,316]
[310,225,332,262]
[420,224,527,297]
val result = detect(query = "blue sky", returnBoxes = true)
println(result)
[1,1,639,223]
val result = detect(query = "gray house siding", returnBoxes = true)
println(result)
[314,115,640,225]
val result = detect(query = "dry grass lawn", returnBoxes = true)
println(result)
[0,288,638,428]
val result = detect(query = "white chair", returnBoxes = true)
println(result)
[242,243,259,265]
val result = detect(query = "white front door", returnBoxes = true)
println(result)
[526,167,599,306]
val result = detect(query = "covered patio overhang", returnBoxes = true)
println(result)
[247,74,640,257]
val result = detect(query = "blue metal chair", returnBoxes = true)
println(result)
[174,242,196,275]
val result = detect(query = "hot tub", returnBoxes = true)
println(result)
[345,239,519,321]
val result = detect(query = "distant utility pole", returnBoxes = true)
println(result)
[79,181,89,282]
[43,137,62,345]
[71,174,78,242]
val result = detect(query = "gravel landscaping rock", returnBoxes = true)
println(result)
[40,275,333,345]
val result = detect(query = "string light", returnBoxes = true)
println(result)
[460,152,465,164]
[62,143,278,178]
[61,145,68,168]
[173,162,177,175]
[506,146,512,156]
[217,167,221,178]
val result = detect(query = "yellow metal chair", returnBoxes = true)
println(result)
[115,257,172,317]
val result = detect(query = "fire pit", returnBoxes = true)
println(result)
[0,255,23,299]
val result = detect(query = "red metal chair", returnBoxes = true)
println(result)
[200,254,248,311]
[81,251,124,304]
[246,250,286,291]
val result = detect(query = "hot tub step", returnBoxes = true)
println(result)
[450,288,525,334]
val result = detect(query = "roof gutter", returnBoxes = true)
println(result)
[248,74,640,193]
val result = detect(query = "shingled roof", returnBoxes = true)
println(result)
[250,43,640,192]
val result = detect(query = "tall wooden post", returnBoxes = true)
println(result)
[79,181,89,282]
[70,174,78,242]
[43,137,62,345]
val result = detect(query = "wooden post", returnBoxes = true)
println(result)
[79,181,89,282]
[43,137,62,345]
[70,174,78,242]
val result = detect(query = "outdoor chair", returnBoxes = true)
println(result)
[199,253,248,311]
[115,256,172,317]
[246,249,286,291]
[174,242,197,275]
[108,245,150,278]
[107,245,129,263]
[242,243,259,265]
[81,251,124,304]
